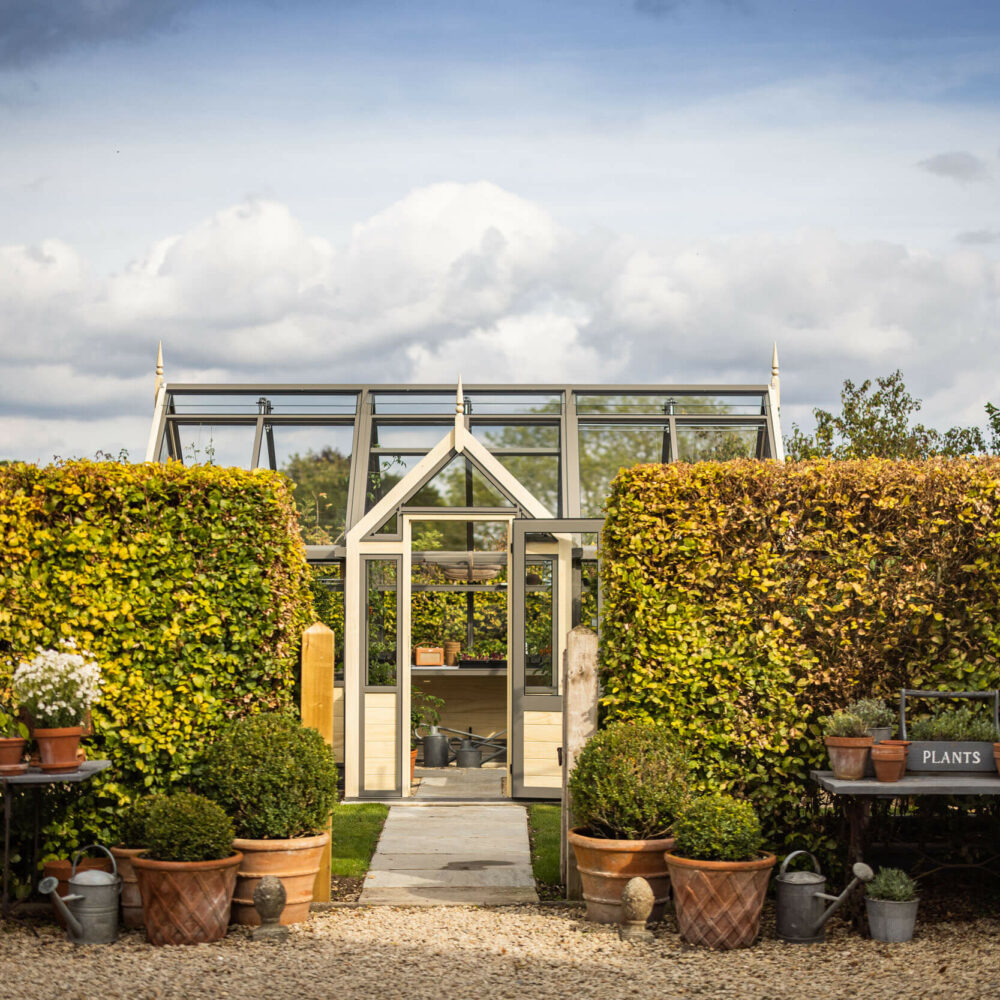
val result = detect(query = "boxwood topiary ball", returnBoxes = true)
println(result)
[671,793,763,862]
[567,720,688,841]
[144,793,235,862]
[194,711,339,840]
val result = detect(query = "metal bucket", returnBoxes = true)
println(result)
[422,731,451,768]
[456,740,482,768]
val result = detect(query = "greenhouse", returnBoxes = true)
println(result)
[146,355,783,800]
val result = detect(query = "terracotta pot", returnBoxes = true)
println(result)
[824,735,873,780]
[568,828,675,923]
[665,851,776,949]
[133,852,241,946]
[0,737,28,775]
[870,743,907,782]
[230,833,329,925]
[32,726,84,774]
[42,856,113,928]
[410,747,418,781]
[443,640,461,666]
[111,846,145,930]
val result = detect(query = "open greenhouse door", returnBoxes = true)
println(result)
[510,518,602,799]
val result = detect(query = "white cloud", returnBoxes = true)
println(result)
[1,182,999,462]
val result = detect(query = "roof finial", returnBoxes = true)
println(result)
[770,342,780,411]
[455,376,464,415]
[154,341,164,402]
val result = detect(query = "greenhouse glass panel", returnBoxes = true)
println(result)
[577,424,671,517]
[366,559,398,687]
[311,563,345,678]
[258,425,354,545]
[471,424,560,450]
[675,425,761,462]
[174,423,256,468]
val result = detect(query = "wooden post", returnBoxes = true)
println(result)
[561,625,599,898]
[301,622,335,903]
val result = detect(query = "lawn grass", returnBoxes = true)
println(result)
[528,802,562,890]
[329,802,389,877]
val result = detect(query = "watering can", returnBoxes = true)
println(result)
[38,844,121,945]
[775,850,874,944]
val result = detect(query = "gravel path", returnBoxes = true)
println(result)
[2,904,998,1000]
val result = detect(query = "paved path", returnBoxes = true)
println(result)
[360,804,539,905]
[413,766,504,800]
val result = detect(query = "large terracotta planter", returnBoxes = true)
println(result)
[133,852,241,945]
[871,743,907,783]
[824,735,873,780]
[410,747,418,781]
[994,743,1000,777]
[231,833,329,925]
[567,828,675,923]
[110,846,145,930]
[0,737,28,775]
[665,851,776,949]
[32,726,84,773]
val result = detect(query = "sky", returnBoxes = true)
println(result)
[1,0,999,462]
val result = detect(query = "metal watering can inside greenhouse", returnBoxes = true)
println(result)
[38,844,121,945]
[775,850,874,944]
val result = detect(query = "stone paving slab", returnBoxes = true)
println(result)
[360,802,538,906]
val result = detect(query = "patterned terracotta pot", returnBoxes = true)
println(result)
[665,851,776,950]
[568,828,675,924]
[994,743,1000,777]
[133,852,241,946]
[230,833,328,925]
[824,735,873,780]
[0,737,28,775]
[110,847,145,930]
[32,726,84,774]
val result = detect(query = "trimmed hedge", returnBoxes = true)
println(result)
[600,458,1000,859]
[0,460,314,862]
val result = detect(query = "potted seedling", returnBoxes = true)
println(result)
[664,793,775,949]
[845,698,895,743]
[820,710,873,780]
[410,685,445,779]
[906,700,997,774]
[567,721,688,924]
[132,793,241,946]
[194,712,339,925]
[865,867,919,942]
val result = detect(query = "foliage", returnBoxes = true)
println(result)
[866,867,918,902]
[0,460,314,865]
[143,793,235,863]
[194,712,339,839]
[600,458,1000,866]
[328,803,389,878]
[0,686,28,739]
[909,704,997,742]
[671,794,764,862]
[528,803,562,890]
[117,794,163,849]
[785,371,996,461]
[844,698,895,730]
[12,642,102,728]
[568,721,688,840]
[820,712,870,739]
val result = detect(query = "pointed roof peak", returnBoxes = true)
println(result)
[455,376,464,415]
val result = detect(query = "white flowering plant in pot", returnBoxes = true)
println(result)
[12,642,102,728]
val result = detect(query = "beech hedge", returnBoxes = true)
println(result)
[600,458,1000,858]
[0,460,314,864]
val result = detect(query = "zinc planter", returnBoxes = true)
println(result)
[567,828,675,924]
[133,852,241,946]
[32,726,84,773]
[824,735,873,780]
[866,896,918,942]
[110,846,145,930]
[664,851,777,950]
[231,833,329,925]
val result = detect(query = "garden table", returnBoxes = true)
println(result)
[1,760,111,919]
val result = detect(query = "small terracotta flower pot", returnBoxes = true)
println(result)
[0,737,28,775]
[870,743,907,782]
[230,833,329,925]
[568,828,675,923]
[824,735,874,780]
[410,747,418,781]
[134,852,242,945]
[32,726,84,773]
[665,851,777,949]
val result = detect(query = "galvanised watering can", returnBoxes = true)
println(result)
[775,850,873,944]
[39,844,121,945]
